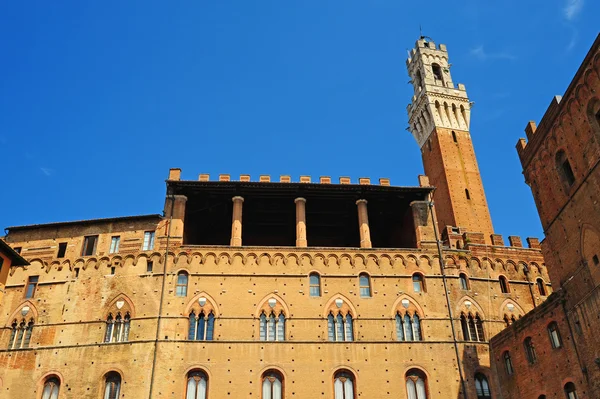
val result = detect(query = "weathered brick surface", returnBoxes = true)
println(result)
[0,215,546,398]
[491,34,600,399]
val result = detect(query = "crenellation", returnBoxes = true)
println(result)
[490,234,505,246]
[508,236,523,248]
[526,237,541,249]
[168,168,181,181]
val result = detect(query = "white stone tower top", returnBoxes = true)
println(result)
[406,37,472,148]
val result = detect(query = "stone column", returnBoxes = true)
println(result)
[231,196,244,246]
[356,199,372,248]
[295,197,307,247]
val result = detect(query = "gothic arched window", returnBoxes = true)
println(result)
[103,372,121,399]
[395,312,422,342]
[186,370,208,399]
[460,313,485,342]
[8,318,34,349]
[262,370,283,399]
[328,311,353,342]
[309,273,321,297]
[104,312,130,343]
[475,373,491,399]
[41,376,60,399]
[259,311,286,342]
[188,311,215,341]
[405,369,428,399]
[334,370,355,399]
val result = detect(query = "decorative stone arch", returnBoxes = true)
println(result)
[445,255,457,268]
[402,364,431,380]
[500,299,525,321]
[495,258,506,271]
[104,294,135,320]
[7,300,39,326]
[183,364,212,380]
[391,295,425,318]
[259,365,287,379]
[27,259,46,272]
[184,292,220,317]
[84,257,98,270]
[322,294,357,318]
[353,254,366,268]
[529,262,542,275]
[505,260,518,274]
[456,295,485,319]
[405,254,420,268]
[481,257,495,271]
[255,293,290,318]
[471,257,482,270]
[418,255,432,269]
[175,267,192,275]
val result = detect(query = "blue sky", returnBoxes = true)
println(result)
[1,1,597,241]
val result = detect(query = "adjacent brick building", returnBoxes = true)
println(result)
[490,34,600,399]
[0,38,551,399]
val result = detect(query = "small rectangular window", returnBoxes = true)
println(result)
[25,276,39,299]
[142,232,155,251]
[57,242,68,258]
[81,236,98,256]
[74,267,80,279]
[147,261,153,273]
[110,267,116,275]
[109,236,120,254]
[593,254,599,266]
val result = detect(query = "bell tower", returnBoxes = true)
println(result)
[406,37,494,242]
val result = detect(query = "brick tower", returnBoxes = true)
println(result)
[406,37,494,243]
